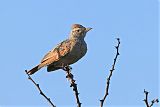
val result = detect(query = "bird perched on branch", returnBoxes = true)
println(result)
[27,24,92,75]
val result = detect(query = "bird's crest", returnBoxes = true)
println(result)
[72,24,84,29]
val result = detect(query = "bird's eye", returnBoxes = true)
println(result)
[77,30,80,32]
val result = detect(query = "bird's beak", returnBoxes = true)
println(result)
[85,27,92,32]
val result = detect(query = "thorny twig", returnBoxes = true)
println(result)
[63,66,81,107]
[100,38,120,107]
[25,70,56,107]
[143,89,159,107]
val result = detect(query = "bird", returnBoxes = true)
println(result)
[27,24,92,75]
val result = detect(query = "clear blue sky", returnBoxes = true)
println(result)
[0,0,158,107]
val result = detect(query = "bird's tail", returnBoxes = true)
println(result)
[27,65,40,75]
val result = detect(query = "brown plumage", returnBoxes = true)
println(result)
[27,24,92,75]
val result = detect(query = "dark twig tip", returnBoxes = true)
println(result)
[66,75,69,78]
[100,38,120,107]
[116,38,120,41]
[156,99,159,102]
[25,70,56,107]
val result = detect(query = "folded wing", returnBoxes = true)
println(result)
[38,39,71,69]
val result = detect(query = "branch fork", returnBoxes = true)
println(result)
[143,89,159,107]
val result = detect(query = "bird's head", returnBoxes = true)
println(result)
[69,24,92,39]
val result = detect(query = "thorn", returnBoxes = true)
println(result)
[156,99,159,102]
[116,38,120,41]
[66,75,69,78]
[100,99,103,102]
[110,70,113,72]
[68,66,72,70]
[144,89,149,94]
[37,84,39,87]
[110,68,115,71]
[72,80,75,82]
[40,92,43,95]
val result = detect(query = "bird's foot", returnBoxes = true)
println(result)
[62,65,72,71]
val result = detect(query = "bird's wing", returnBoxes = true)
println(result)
[39,39,71,68]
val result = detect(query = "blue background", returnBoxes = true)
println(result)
[0,0,158,107]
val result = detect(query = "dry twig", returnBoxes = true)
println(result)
[25,70,56,107]
[100,38,120,107]
[143,89,159,107]
[63,66,81,107]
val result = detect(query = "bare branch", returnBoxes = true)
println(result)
[100,38,120,107]
[63,66,81,107]
[143,89,150,107]
[25,70,56,107]
[150,99,159,107]
[143,89,159,107]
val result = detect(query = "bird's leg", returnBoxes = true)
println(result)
[61,64,73,79]
[62,64,72,71]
